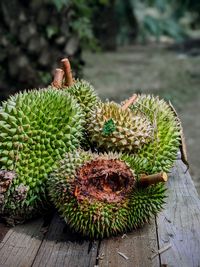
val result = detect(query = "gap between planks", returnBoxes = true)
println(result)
[31,214,99,267]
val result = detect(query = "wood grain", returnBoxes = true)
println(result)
[156,160,200,267]
[0,218,45,267]
[0,159,199,267]
[98,220,160,267]
[32,214,99,267]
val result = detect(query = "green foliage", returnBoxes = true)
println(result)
[51,0,69,11]
[50,0,110,50]
[134,0,187,42]
[51,0,200,47]
[50,0,95,48]
[116,0,199,44]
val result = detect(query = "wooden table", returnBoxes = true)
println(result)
[0,159,200,267]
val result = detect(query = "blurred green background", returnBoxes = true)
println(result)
[0,0,200,193]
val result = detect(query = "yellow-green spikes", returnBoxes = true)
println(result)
[87,101,153,153]
[126,94,181,173]
[0,88,84,224]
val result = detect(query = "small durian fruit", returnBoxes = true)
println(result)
[48,150,167,239]
[67,79,100,118]
[60,58,100,118]
[59,58,101,150]
[86,98,153,153]
[0,87,84,224]
[124,94,181,174]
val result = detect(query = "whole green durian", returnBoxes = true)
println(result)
[48,150,166,239]
[0,87,84,224]
[66,79,100,118]
[65,79,101,150]
[86,101,153,153]
[123,94,181,173]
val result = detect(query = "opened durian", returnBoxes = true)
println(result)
[87,101,153,153]
[123,94,181,173]
[48,149,167,239]
[0,88,84,224]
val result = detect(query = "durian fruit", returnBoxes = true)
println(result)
[59,58,100,118]
[55,59,101,150]
[48,149,166,239]
[86,101,153,153]
[67,79,100,118]
[123,94,181,174]
[66,80,101,150]
[0,88,84,224]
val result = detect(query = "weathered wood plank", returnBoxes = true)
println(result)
[0,222,10,243]
[156,160,200,267]
[0,159,199,267]
[0,218,45,267]
[98,220,159,267]
[32,213,99,267]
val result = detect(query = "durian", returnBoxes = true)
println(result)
[48,150,166,239]
[54,60,101,150]
[66,79,101,150]
[58,58,100,118]
[123,94,181,173]
[0,87,84,224]
[87,101,153,152]
[67,79,100,118]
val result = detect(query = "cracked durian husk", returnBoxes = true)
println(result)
[48,150,166,239]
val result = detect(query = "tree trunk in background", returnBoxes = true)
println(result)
[92,0,138,50]
[92,0,118,51]
[0,0,83,101]
[122,0,138,41]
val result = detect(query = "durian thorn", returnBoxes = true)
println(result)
[139,172,168,187]
[61,58,74,87]
[51,68,64,88]
[121,94,138,110]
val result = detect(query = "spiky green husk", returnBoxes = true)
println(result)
[66,79,100,117]
[87,101,153,153]
[124,94,181,173]
[48,150,166,239]
[66,79,101,149]
[0,88,84,224]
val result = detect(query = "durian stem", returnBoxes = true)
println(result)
[139,172,168,187]
[52,68,64,88]
[61,58,74,87]
[121,94,138,110]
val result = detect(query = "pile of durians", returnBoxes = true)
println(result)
[0,58,184,238]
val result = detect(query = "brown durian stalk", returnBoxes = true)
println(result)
[139,172,168,187]
[121,94,138,111]
[61,58,74,87]
[52,68,64,88]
